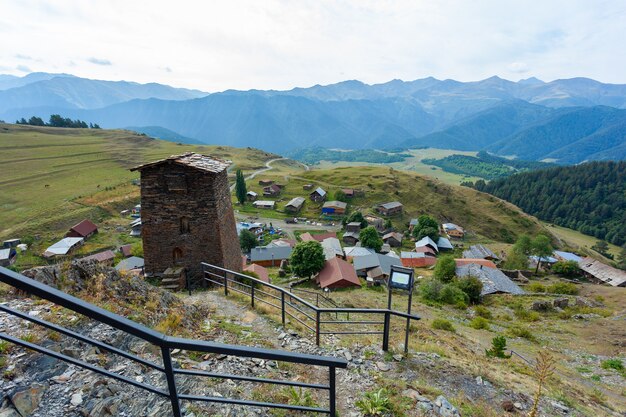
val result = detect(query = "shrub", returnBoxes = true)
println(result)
[486,336,510,358]
[440,284,469,306]
[469,317,490,330]
[456,276,483,304]
[355,389,392,416]
[552,261,581,277]
[547,282,579,295]
[514,308,541,322]
[285,386,318,408]
[432,318,455,332]
[601,358,624,374]
[474,306,492,319]
[527,282,546,293]
[433,255,456,283]
[508,325,536,342]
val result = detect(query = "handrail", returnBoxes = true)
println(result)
[0,266,346,416]
[202,262,421,351]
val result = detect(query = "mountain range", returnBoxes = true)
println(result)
[1,72,625,162]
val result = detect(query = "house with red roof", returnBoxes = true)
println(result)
[66,219,98,239]
[316,257,361,289]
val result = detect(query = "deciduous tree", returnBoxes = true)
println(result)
[359,226,383,252]
[290,241,325,279]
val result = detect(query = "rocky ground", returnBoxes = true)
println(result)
[0,262,619,416]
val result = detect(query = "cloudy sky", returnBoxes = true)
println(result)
[1,0,625,91]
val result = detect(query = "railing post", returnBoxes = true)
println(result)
[382,311,390,351]
[161,346,182,417]
[329,366,336,417]
[316,310,321,346]
[281,292,286,326]
[224,270,229,296]
[251,285,255,308]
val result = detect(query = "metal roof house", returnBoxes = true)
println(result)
[437,237,454,251]
[456,264,525,296]
[463,244,499,261]
[321,238,344,260]
[400,251,436,268]
[353,253,402,278]
[376,201,403,216]
[43,237,84,258]
[322,201,347,215]
[415,236,438,252]
[285,197,305,213]
[553,251,583,263]
[0,248,17,267]
[578,257,626,287]
[249,245,292,267]
[115,256,145,272]
[309,187,327,202]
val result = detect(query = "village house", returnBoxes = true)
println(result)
[322,201,347,215]
[455,258,497,269]
[80,250,116,266]
[311,232,337,242]
[382,232,403,247]
[263,184,281,197]
[309,187,327,202]
[130,152,242,280]
[115,256,145,273]
[437,236,454,251]
[66,219,98,239]
[130,218,142,237]
[341,188,355,198]
[342,231,360,246]
[0,248,17,267]
[119,244,133,258]
[267,239,297,248]
[463,244,499,262]
[321,237,344,260]
[243,263,270,283]
[353,253,402,285]
[253,200,276,209]
[365,214,384,231]
[344,246,374,261]
[249,245,292,267]
[299,232,316,242]
[258,179,274,186]
[553,251,583,263]
[377,201,403,216]
[43,237,84,258]
[285,197,305,213]
[442,223,465,238]
[415,246,437,257]
[456,264,525,296]
[400,251,437,268]
[578,257,626,287]
[246,191,258,201]
[316,257,361,289]
[415,236,439,253]
[2,239,21,249]
[408,219,419,233]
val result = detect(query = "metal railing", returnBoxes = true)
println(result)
[0,266,347,416]
[202,263,421,351]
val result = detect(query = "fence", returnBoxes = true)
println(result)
[0,266,347,416]
[202,263,421,351]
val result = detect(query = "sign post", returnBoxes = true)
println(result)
[386,265,415,353]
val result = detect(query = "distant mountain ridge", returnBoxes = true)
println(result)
[1,72,625,161]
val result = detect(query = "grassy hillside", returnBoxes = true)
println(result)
[0,123,276,239]
[242,165,547,243]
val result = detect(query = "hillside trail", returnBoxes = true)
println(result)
[229,157,309,192]
[183,290,357,413]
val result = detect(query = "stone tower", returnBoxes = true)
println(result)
[131,153,242,280]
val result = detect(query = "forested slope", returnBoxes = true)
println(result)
[477,161,626,245]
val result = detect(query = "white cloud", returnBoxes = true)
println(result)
[87,57,112,66]
[0,0,624,90]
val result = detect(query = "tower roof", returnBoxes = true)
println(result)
[130,152,231,173]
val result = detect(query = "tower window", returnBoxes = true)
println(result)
[180,217,190,234]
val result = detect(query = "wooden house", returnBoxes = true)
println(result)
[377,202,403,216]
[309,187,327,202]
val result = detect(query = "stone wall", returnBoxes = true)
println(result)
[139,162,241,281]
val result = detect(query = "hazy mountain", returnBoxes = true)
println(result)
[0,74,207,113]
[1,72,625,160]
[399,100,559,150]
[124,126,205,144]
[489,106,626,162]
[0,72,74,90]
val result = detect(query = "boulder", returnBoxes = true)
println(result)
[0,408,21,417]
[434,396,461,417]
[553,298,569,309]
[10,383,46,416]
[531,301,551,312]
